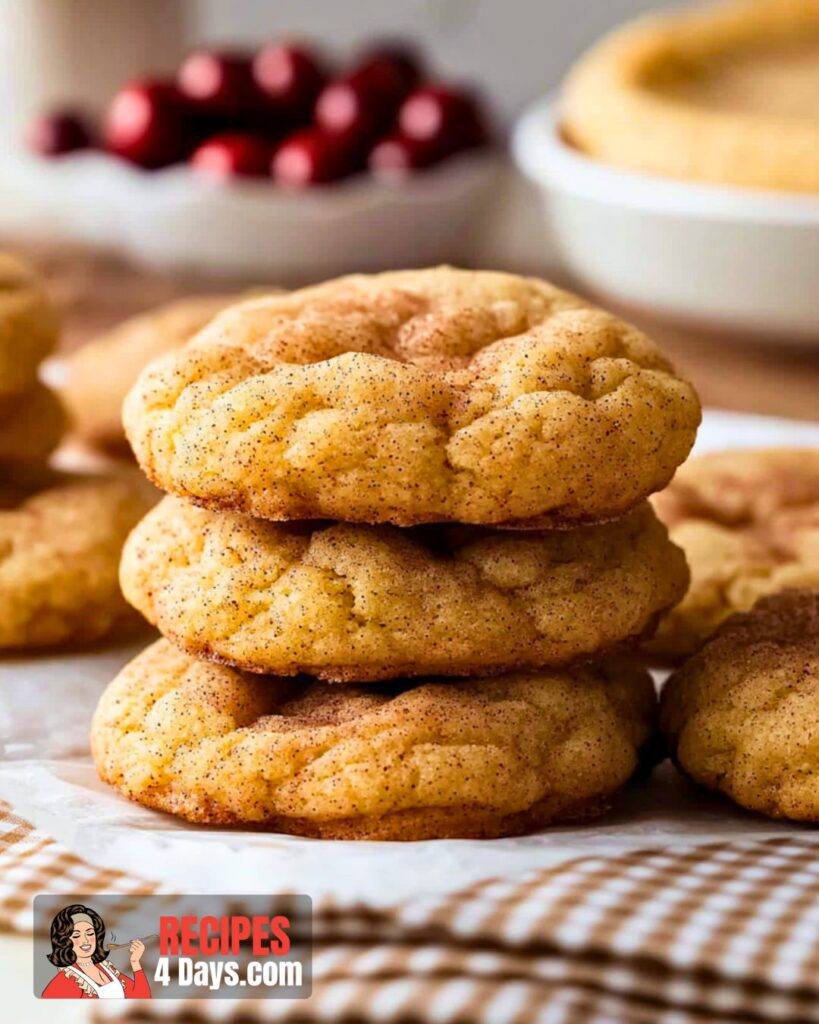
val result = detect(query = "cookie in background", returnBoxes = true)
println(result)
[647,448,819,661]
[0,253,65,468]
[0,468,154,650]
[0,251,156,650]
[54,293,255,456]
[661,590,819,821]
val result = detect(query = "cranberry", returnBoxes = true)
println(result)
[104,80,189,168]
[367,132,441,179]
[315,57,414,144]
[398,85,489,153]
[356,42,423,92]
[272,129,357,186]
[177,49,258,117]
[253,43,327,122]
[191,133,272,179]
[26,110,93,157]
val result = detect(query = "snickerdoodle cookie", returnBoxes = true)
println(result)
[0,383,66,466]
[123,267,700,528]
[0,470,154,649]
[0,252,59,397]
[121,497,687,682]
[59,294,241,453]
[648,448,819,660]
[661,590,819,821]
[563,0,819,193]
[92,639,657,838]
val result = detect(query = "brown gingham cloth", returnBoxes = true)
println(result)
[4,800,819,1023]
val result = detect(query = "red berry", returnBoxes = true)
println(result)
[253,43,326,121]
[191,133,272,179]
[356,42,423,92]
[314,81,377,145]
[272,129,357,187]
[178,50,258,116]
[104,80,189,169]
[367,132,440,179]
[26,110,93,157]
[315,57,414,143]
[398,85,489,153]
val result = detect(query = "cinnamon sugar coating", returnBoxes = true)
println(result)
[92,639,657,838]
[121,497,687,681]
[124,267,700,527]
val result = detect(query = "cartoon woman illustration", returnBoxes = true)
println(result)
[41,903,151,999]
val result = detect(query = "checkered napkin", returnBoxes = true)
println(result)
[4,800,819,1024]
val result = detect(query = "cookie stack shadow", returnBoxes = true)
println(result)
[93,268,701,840]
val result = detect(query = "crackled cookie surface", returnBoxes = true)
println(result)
[92,639,657,839]
[122,497,687,681]
[0,383,66,466]
[0,253,59,396]
[563,0,819,193]
[648,448,819,660]
[124,267,700,528]
[662,591,819,821]
[60,294,240,453]
[0,470,154,649]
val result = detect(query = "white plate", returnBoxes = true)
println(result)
[0,150,501,282]
[513,98,819,342]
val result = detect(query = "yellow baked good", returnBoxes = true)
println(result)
[0,253,59,397]
[0,469,154,649]
[563,0,819,193]
[661,590,819,821]
[59,294,240,454]
[123,267,700,528]
[121,497,687,682]
[648,448,819,660]
[0,383,66,466]
[92,639,657,839]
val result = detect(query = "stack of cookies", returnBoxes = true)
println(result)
[0,253,152,651]
[94,268,700,840]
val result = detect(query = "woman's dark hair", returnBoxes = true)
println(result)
[47,904,109,966]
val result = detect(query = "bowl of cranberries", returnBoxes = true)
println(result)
[12,41,499,278]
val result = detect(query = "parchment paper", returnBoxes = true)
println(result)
[2,411,819,905]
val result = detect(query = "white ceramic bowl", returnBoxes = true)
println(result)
[513,98,819,341]
[0,149,501,282]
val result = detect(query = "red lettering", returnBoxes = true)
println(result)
[158,916,179,956]
[230,916,251,954]
[269,916,291,955]
[251,916,270,955]
[157,911,294,957]
[199,916,220,956]
[180,915,198,956]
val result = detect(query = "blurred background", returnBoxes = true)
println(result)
[0,0,816,422]
[0,0,670,138]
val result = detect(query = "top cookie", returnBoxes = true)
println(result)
[59,294,242,453]
[648,448,819,660]
[124,267,700,527]
[0,253,60,397]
